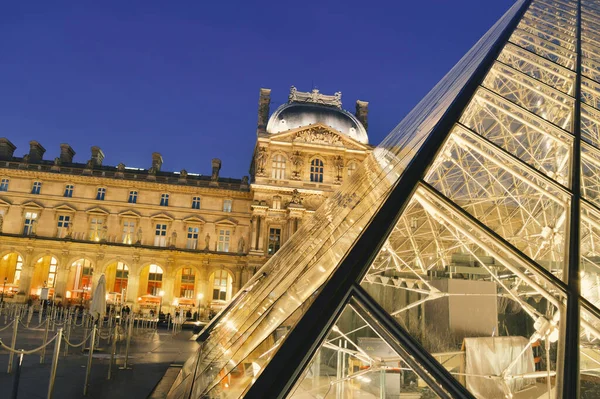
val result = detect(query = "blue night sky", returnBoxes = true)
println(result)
[0,0,516,179]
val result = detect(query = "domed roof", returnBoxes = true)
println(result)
[265,88,369,145]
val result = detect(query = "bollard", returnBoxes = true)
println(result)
[120,315,133,370]
[47,328,63,399]
[64,316,71,357]
[81,317,89,354]
[11,351,24,399]
[40,317,50,364]
[83,325,96,396]
[107,323,118,380]
[7,316,18,373]
[38,305,42,325]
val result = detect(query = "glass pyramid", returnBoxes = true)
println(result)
[168,0,600,397]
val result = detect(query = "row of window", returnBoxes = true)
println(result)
[2,254,232,302]
[0,179,232,212]
[270,157,358,182]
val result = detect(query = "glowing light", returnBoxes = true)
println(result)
[197,293,204,300]
[159,290,165,297]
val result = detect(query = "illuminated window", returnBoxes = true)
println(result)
[13,255,23,286]
[217,229,231,252]
[23,212,38,235]
[192,196,201,209]
[268,228,281,255]
[73,258,93,296]
[96,187,106,200]
[57,215,71,238]
[147,264,163,295]
[89,218,104,241]
[122,220,135,244]
[310,159,324,183]
[0,178,9,191]
[347,162,357,177]
[128,191,138,204]
[64,184,74,197]
[154,224,168,247]
[160,193,169,206]
[31,181,42,195]
[114,262,129,293]
[271,154,286,180]
[272,196,282,210]
[187,227,199,249]
[180,268,195,298]
[223,199,232,213]
[212,269,230,301]
[47,257,59,288]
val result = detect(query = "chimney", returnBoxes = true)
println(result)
[91,146,105,167]
[152,152,163,172]
[355,100,369,131]
[0,138,16,160]
[29,140,46,162]
[60,143,76,163]
[256,88,271,135]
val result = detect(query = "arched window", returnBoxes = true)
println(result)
[271,154,286,180]
[180,268,195,298]
[147,264,163,296]
[0,253,23,287]
[347,162,358,177]
[72,259,93,299]
[114,262,129,293]
[212,270,232,301]
[310,158,324,183]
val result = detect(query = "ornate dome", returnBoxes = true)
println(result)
[265,88,369,145]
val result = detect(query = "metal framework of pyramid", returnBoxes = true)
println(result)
[168,0,600,397]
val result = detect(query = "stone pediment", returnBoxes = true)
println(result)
[21,200,44,210]
[85,206,109,215]
[54,204,77,213]
[268,123,367,150]
[118,209,141,219]
[150,212,174,221]
[0,197,12,207]
[183,215,206,224]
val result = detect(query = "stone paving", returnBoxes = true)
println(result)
[0,317,198,398]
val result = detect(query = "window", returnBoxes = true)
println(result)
[272,196,282,210]
[89,218,104,241]
[186,226,199,249]
[347,162,358,177]
[0,178,9,191]
[268,228,282,255]
[13,255,23,286]
[128,191,138,204]
[154,223,168,247]
[122,220,136,244]
[57,215,71,238]
[217,229,231,252]
[47,257,59,288]
[73,259,93,296]
[271,154,286,180]
[23,211,38,235]
[114,262,129,293]
[310,159,324,183]
[147,264,163,295]
[96,187,106,200]
[31,181,42,195]
[160,193,169,206]
[223,199,232,213]
[180,268,195,298]
[192,196,201,210]
[212,270,230,301]
[64,184,74,197]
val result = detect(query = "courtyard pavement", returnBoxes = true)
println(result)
[0,319,198,399]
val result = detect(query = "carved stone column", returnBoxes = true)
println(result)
[198,263,209,308]
[17,247,35,298]
[233,267,242,296]
[126,254,140,305]
[54,249,70,300]
[250,216,258,251]
[257,216,266,252]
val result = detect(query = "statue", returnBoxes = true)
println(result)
[0,214,3,233]
[148,165,157,175]
[255,147,267,175]
[22,154,30,164]
[171,231,177,247]
[290,189,302,205]
[334,156,344,182]
[136,227,143,244]
[237,237,245,253]
[65,223,73,239]
[101,225,108,241]
[211,168,219,181]
[288,85,297,102]
[204,233,210,251]
[291,151,303,179]
[117,163,125,172]
[180,169,188,178]
[241,176,249,185]
[53,157,61,166]
[85,159,93,169]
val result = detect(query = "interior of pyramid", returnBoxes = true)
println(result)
[167,0,600,398]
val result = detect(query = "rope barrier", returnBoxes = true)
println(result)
[0,333,58,355]
[63,330,94,348]
[18,319,46,330]
[0,320,14,333]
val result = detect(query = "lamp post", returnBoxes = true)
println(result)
[1,276,7,305]
[196,293,203,308]
[158,290,164,314]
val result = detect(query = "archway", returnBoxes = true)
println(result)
[66,258,94,302]
[104,261,129,304]
[173,266,198,308]
[0,252,23,297]
[208,269,233,310]
[31,255,59,297]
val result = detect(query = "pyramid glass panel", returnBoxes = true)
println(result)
[168,0,600,397]
[286,304,444,399]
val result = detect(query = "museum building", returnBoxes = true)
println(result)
[0,86,372,313]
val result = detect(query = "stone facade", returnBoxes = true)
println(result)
[0,86,372,314]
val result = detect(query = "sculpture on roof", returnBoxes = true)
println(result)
[117,163,125,172]
[255,147,268,176]
[288,86,342,108]
[180,169,188,178]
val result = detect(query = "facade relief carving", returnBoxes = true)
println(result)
[290,151,303,180]
[293,127,342,146]
[255,147,268,177]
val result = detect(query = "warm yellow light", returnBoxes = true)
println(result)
[66,291,71,299]
[173,300,178,306]
[159,290,165,297]
[197,293,204,300]
[137,297,142,301]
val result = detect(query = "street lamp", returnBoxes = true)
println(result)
[196,293,203,308]
[159,290,165,313]
[1,276,7,305]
